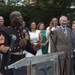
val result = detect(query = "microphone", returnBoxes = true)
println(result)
[50,31,54,37]
[23,28,29,40]
[5,35,17,71]
[9,35,17,51]
[22,29,29,40]
[12,35,17,41]
[23,29,26,34]
[22,29,26,38]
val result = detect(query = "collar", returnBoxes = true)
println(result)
[72,31,75,33]
[61,26,66,30]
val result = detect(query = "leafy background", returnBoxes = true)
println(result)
[0,0,75,27]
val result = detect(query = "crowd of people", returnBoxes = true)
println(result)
[0,11,74,75]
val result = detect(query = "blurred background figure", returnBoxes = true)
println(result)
[70,21,75,75]
[26,21,42,57]
[37,22,48,54]
[25,22,42,75]
[51,16,72,75]
[46,18,59,53]
[50,17,59,31]
[0,16,4,75]
[67,20,71,28]
[0,16,4,29]
[20,20,26,29]
[22,21,25,28]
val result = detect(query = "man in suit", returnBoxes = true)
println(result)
[51,16,72,75]
[70,21,75,75]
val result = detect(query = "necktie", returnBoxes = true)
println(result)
[62,28,67,37]
[62,28,66,33]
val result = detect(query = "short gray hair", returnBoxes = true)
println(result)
[59,16,68,21]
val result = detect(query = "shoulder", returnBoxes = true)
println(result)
[46,27,50,33]
[66,27,72,33]
[53,26,60,31]
[0,27,10,42]
[46,27,49,30]
[44,30,46,32]
[29,31,32,34]
[1,27,13,32]
[36,30,40,33]
[71,31,73,36]
[0,27,9,34]
[67,27,71,30]
[1,27,8,30]
[52,27,60,35]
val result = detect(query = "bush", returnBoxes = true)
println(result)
[0,3,74,27]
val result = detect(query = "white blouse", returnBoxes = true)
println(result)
[26,30,42,57]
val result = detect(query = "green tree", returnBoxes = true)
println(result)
[0,0,75,27]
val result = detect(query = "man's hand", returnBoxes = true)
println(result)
[19,38,27,47]
[33,44,40,51]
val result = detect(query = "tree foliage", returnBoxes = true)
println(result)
[0,0,75,27]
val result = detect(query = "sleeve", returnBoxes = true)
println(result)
[0,30,10,53]
[71,32,74,55]
[25,40,37,55]
[22,29,37,55]
[46,27,50,40]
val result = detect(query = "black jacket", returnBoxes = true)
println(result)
[0,26,36,74]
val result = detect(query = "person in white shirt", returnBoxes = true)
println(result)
[46,18,59,53]
[25,22,42,75]
[26,22,42,57]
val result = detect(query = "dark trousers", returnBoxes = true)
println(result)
[70,58,75,75]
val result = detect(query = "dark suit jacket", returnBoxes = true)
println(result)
[51,26,72,59]
[0,27,37,74]
[71,31,75,58]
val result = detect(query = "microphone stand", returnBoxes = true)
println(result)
[50,31,61,75]
[6,37,16,75]
[50,31,58,52]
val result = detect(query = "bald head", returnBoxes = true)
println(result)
[9,11,23,27]
[9,11,22,21]
[0,16,4,27]
[59,16,68,27]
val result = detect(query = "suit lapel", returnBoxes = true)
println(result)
[72,32,75,44]
[66,27,71,42]
[58,27,67,44]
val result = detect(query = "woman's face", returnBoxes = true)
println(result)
[39,23,45,30]
[31,22,36,29]
[72,24,75,31]
[52,18,58,26]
